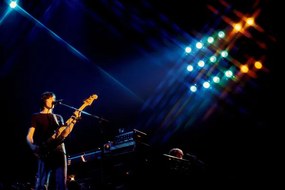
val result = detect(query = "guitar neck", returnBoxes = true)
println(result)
[65,102,89,124]
[53,94,98,138]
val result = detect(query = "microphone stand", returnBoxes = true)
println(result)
[58,102,109,123]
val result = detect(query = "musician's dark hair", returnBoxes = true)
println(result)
[40,91,56,109]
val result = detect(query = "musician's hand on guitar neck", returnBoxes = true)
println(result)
[66,110,81,126]
[72,110,82,122]
[70,94,97,125]
[59,110,82,139]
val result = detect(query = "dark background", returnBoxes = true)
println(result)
[0,0,282,189]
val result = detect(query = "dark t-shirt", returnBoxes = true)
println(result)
[31,113,64,144]
[31,113,66,165]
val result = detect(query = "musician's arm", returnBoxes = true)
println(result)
[26,127,40,156]
[52,110,81,141]
[60,110,81,138]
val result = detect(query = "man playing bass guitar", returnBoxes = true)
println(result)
[26,91,97,190]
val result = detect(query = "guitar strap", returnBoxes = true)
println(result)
[51,113,66,154]
[53,114,60,125]
[52,114,61,137]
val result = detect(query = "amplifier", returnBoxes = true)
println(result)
[113,129,147,145]
[103,140,136,155]
[103,129,148,155]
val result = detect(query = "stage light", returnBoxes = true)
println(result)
[202,81,211,89]
[187,65,194,72]
[254,61,263,69]
[197,60,205,67]
[209,56,217,63]
[221,51,228,58]
[217,31,225,38]
[213,76,220,83]
[9,0,17,8]
[207,36,214,44]
[185,46,192,53]
[240,65,249,73]
[190,85,197,92]
[225,70,233,78]
[196,42,203,49]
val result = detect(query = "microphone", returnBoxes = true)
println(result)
[52,99,63,105]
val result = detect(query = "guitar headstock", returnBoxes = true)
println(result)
[83,94,98,106]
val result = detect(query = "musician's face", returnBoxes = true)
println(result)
[45,96,55,110]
